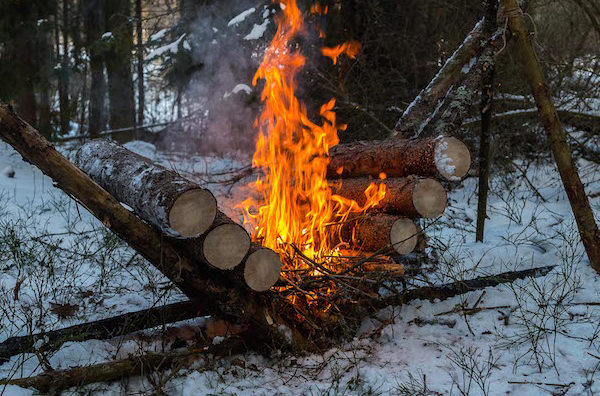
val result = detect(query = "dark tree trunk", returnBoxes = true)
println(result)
[82,0,105,137]
[104,0,135,130]
[58,0,70,135]
[136,0,145,127]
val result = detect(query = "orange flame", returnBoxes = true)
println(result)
[242,0,382,269]
[321,41,361,65]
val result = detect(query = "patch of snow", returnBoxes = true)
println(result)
[101,32,113,40]
[146,34,186,61]
[227,7,255,26]
[2,165,15,178]
[150,29,167,42]
[244,19,269,41]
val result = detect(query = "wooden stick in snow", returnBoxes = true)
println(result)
[74,139,218,238]
[340,214,418,255]
[328,136,471,181]
[331,176,447,218]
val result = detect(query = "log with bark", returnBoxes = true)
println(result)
[331,176,447,219]
[328,136,471,181]
[339,214,418,255]
[74,139,281,289]
[74,139,218,238]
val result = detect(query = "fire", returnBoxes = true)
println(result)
[242,0,384,270]
[321,41,361,65]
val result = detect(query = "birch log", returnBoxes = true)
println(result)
[331,176,447,218]
[74,139,217,238]
[328,136,471,181]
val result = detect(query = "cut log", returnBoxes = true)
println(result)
[328,136,471,181]
[340,214,418,255]
[74,139,217,238]
[331,176,447,218]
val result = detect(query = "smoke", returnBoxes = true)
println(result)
[164,0,276,157]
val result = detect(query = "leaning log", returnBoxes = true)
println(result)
[0,301,200,363]
[339,214,418,255]
[328,136,471,181]
[393,18,487,138]
[75,139,217,238]
[0,105,301,350]
[331,176,447,218]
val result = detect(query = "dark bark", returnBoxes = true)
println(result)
[476,0,498,242]
[136,0,145,127]
[104,0,135,130]
[82,0,105,137]
[502,0,600,273]
[58,0,70,135]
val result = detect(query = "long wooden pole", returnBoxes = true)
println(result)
[501,0,600,272]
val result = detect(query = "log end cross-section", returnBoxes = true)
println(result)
[203,223,252,270]
[244,248,283,292]
[169,189,218,238]
[434,137,471,181]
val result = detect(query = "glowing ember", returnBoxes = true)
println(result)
[242,0,385,269]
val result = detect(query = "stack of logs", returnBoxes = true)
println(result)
[329,136,471,256]
[74,140,283,292]
[73,135,471,285]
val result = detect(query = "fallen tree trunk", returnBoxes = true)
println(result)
[393,18,488,138]
[328,136,471,181]
[0,301,200,363]
[339,214,418,255]
[74,139,218,238]
[0,105,300,350]
[331,176,447,218]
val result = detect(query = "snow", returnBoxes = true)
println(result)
[146,34,186,61]
[227,7,256,27]
[244,19,269,41]
[3,129,600,394]
[149,28,168,42]
[101,32,113,40]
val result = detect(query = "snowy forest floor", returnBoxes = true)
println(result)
[2,138,600,395]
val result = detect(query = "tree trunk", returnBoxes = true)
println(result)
[502,0,600,272]
[331,176,447,218]
[328,136,471,181]
[476,0,498,242]
[104,0,135,130]
[0,106,301,349]
[339,214,418,255]
[82,0,105,137]
[135,0,145,127]
[58,0,70,135]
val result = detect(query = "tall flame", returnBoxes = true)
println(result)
[242,0,385,269]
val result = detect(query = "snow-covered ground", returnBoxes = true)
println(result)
[2,137,600,395]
